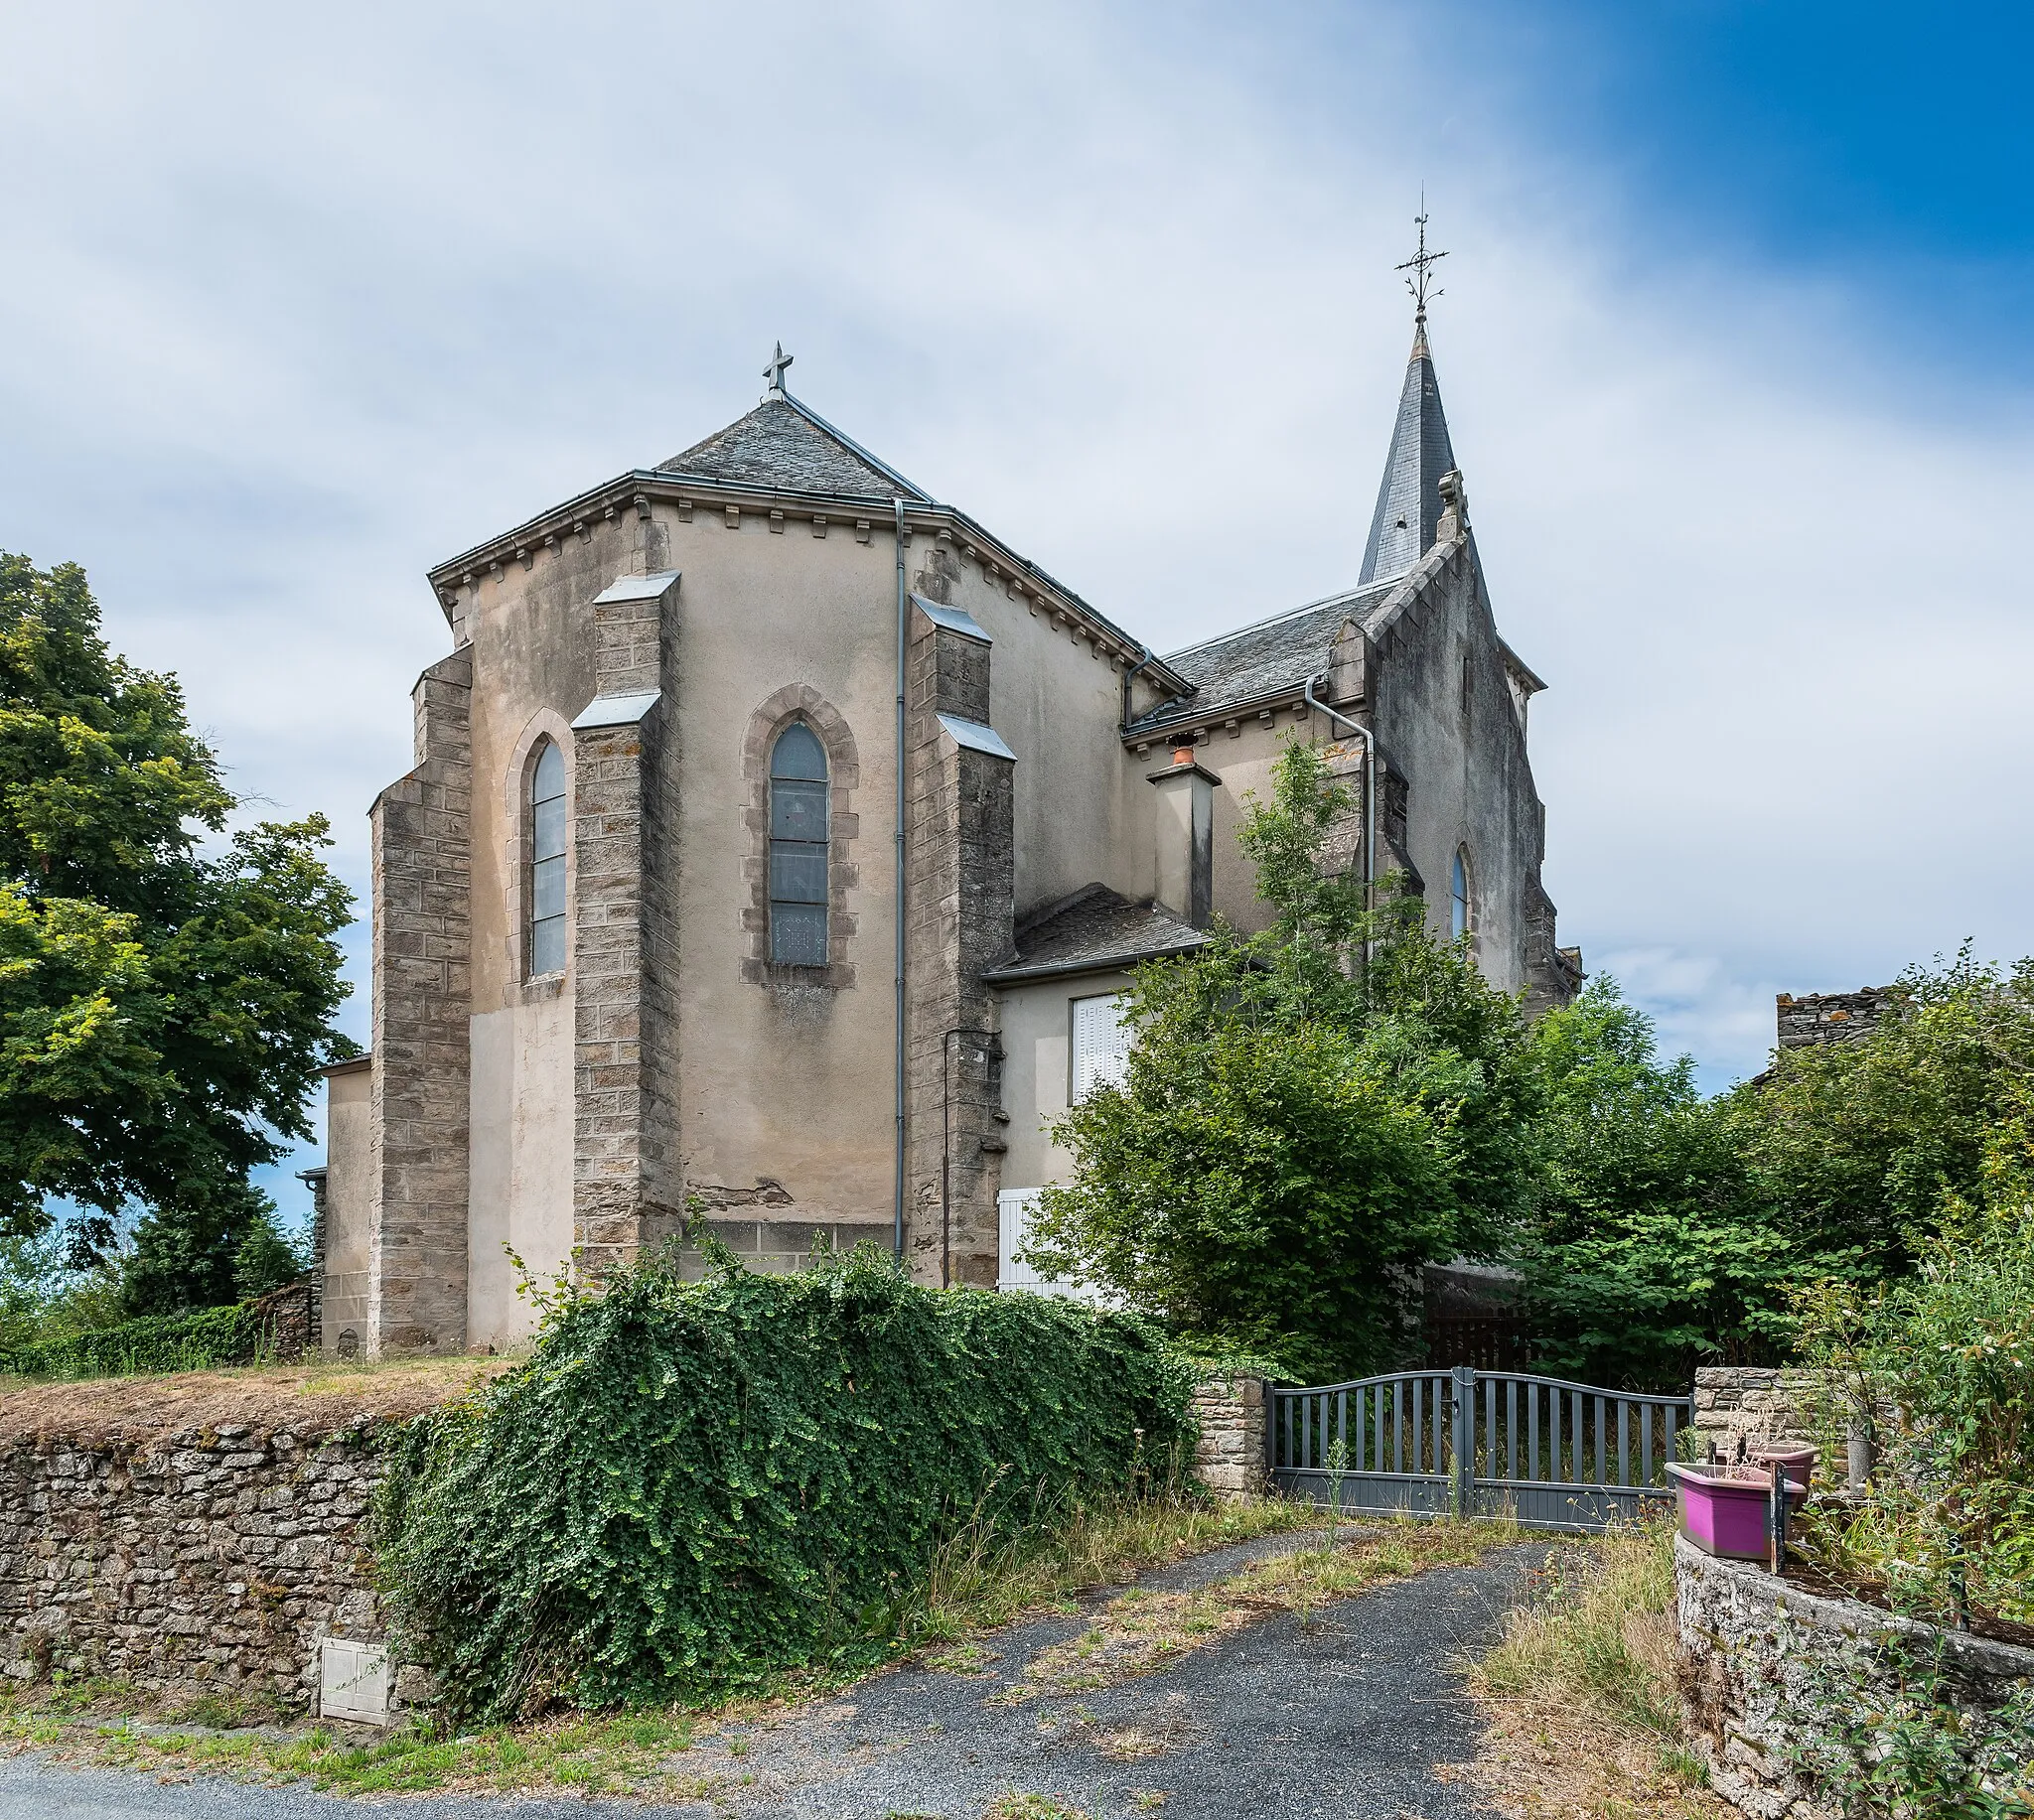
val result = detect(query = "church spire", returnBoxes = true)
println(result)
[1358,213,1459,586]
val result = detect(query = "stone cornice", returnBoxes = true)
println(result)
[1119,686,1340,753]
[423,469,1188,696]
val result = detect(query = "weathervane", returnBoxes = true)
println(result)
[764,341,794,396]
[1394,204,1447,322]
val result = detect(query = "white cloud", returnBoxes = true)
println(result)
[2,0,2029,1212]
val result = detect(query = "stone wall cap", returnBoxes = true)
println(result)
[913,596,991,645]
[572,690,662,731]
[936,713,1015,762]
[1147,759,1225,788]
[590,570,680,606]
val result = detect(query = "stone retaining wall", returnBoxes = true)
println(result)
[1675,1536,2034,1818]
[1191,1374,1267,1499]
[0,1374,1268,1722]
[0,1422,401,1716]
[1691,1366,1822,1459]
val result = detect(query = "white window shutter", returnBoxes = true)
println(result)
[997,1189,1106,1305]
[1071,992,1131,1100]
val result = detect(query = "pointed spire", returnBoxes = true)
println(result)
[1359,216,1459,585]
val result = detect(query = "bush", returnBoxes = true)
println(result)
[373,1243,1197,1721]
[0,1299,262,1378]
[1794,1204,2034,1624]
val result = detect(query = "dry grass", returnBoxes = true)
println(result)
[908,1486,1323,1647]
[0,1353,515,1444]
[1467,1520,1729,1820]
[995,1515,1514,1701]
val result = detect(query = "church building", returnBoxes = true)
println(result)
[319,310,1580,1354]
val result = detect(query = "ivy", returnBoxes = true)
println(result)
[0,1299,261,1377]
[372,1243,1196,1722]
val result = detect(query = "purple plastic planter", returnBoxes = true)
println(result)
[1667,1462,1804,1561]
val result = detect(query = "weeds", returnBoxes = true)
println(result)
[999,1514,1510,1699]
[1469,1517,1725,1819]
[905,1485,1319,1647]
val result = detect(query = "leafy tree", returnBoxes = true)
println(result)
[0,554,354,1293]
[1721,946,2034,1281]
[1520,978,1810,1388]
[1524,956,2034,1389]
[1025,740,1536,1380]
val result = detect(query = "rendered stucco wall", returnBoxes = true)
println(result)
[1370,534,1557,1003]
[994,969,1135,1194]
[466,993,572,1350]
[320,1061,373,1352]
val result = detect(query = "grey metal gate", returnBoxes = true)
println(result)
[1269,1365,1693,1534]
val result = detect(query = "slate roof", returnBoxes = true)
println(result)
[658,395,934,503]
[1359,318,1457,585]
[1121,577,1402,740]
[982,885,1207,983]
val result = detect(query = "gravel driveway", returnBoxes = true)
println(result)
[0,1533,1545,1820]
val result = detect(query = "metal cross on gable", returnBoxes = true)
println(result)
[763,341,794,394]
[1395,207,1448,320]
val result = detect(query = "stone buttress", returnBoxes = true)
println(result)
[366,652,473,1352]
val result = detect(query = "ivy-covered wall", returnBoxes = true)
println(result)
[374,1253,1197,1720]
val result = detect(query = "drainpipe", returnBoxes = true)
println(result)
[893,499,911,1265]
[1119,644,1158,730]
[1303,671,1376,969]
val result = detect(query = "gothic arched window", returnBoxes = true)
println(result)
[769,723,829,965]
[1451,845,1476,943]
[529,740,567,976]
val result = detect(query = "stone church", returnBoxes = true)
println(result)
[319,314,1580,1354]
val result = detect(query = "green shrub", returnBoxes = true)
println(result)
[0,1299,262,1378]
[1794,1204,2034,1623]
[372,1243,1197,1721]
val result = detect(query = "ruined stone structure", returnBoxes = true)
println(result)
[1775,987,1895,1050]
[323,319,1577,1352]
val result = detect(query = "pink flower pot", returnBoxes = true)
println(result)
[1668,1462,1804,1561]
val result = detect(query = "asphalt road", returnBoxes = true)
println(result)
[0,1533,1543,1820]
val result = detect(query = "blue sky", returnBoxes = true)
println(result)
[1475,0,2034,364]
[1,0,2029,1233]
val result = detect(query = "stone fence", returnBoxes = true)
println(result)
[0,1420,409,1720]
[0,1372,1269,1729]
[1189,1374,1267,1499]
[1675,1536,2034,1818]
[1691,1367,1822,1459]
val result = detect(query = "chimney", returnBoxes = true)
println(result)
[1148,747,1223,927]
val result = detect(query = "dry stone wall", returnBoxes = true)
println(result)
[1675,1537,2034,1818]
[0,1421,402,1715]
[0,1371,1263,1720]
[1692,1366,1822,1459]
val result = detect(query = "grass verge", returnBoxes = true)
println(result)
[1466,1517,1727,1820]
[0,1487,1319,1799]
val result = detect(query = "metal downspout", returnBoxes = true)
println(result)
[893,499,910,1264]
[1304,672,1377,968]
[1119,644,1158,731]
